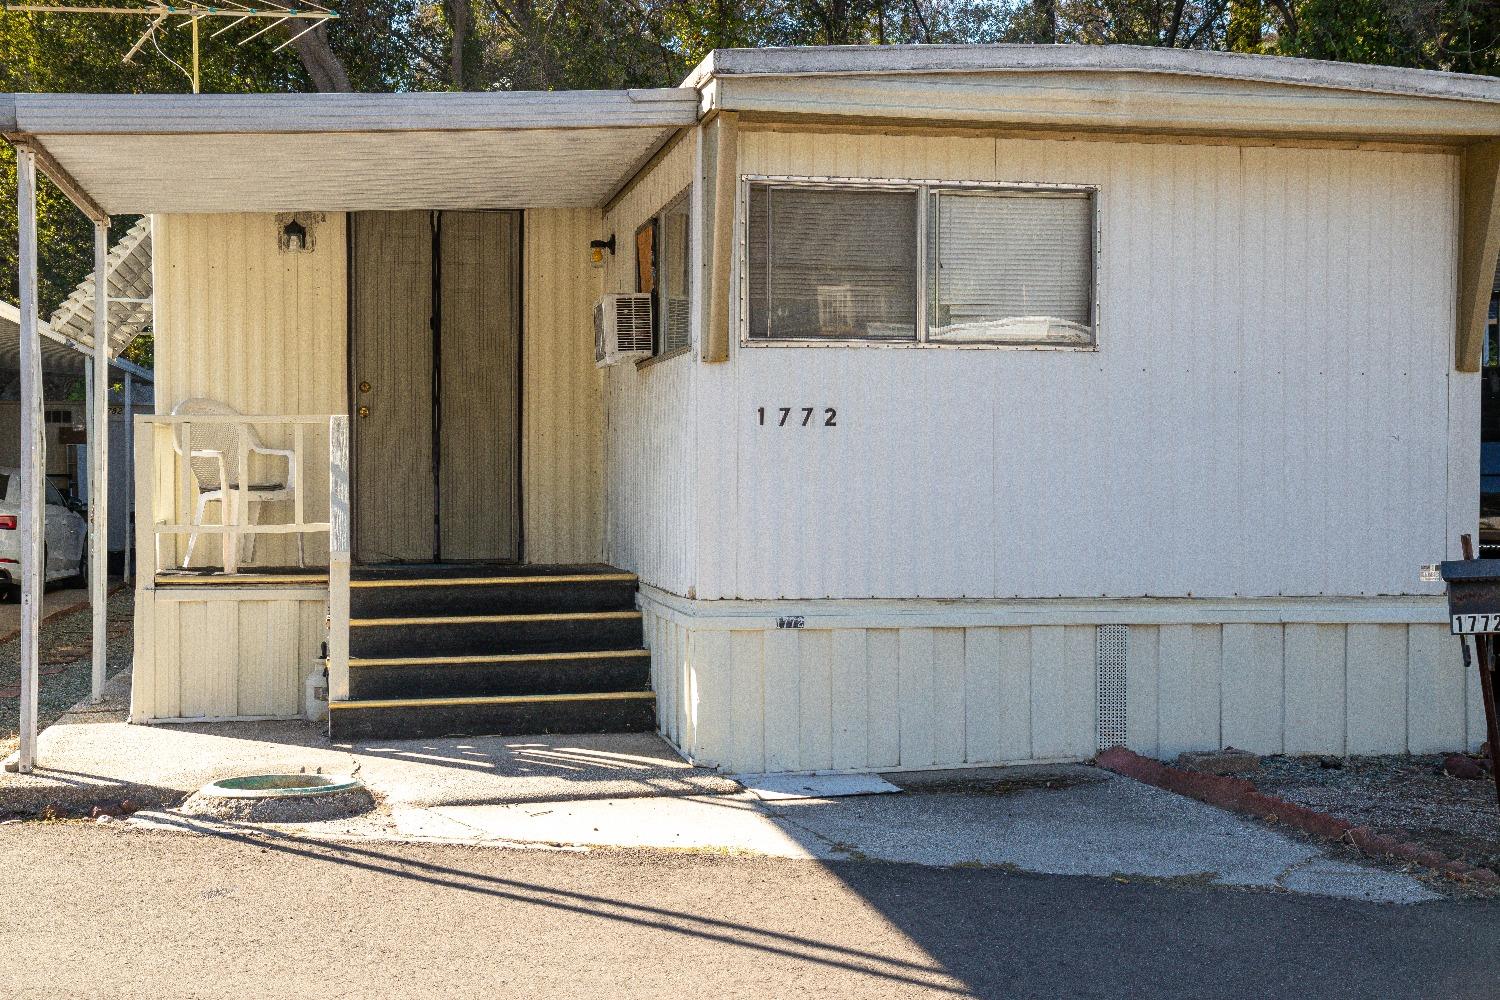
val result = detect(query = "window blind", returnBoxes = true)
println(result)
[928,190,1093,343]
[748,185,917,340]
[660,196,692,353]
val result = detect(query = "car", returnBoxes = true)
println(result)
[0,468,88,601]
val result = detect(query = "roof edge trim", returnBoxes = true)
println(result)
[683,44,1500,107]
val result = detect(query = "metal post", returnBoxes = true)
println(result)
[90,220,111,701]
[13,149,43,773]
[122,371,133,585]
[326,415,350,708]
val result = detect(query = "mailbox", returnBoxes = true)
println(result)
[1439,559,1500,634]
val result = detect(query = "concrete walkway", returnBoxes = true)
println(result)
[3,698,1447,904]
[323,769,1438,904]
[0,688,738,812]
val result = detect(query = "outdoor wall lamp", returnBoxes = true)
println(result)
[589,235,615,268]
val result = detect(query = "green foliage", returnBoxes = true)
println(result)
[1269,0,1499,75]
[0,11,306,320]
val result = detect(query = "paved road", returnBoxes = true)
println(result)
[2,823,1498,1000]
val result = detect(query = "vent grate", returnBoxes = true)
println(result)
[1096,624,1128,751]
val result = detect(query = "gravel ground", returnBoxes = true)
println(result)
[0,585,133,758]
[1254,755,1500,876]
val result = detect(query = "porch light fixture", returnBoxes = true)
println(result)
[276,212,324,253]
[282,219,308,252]
[589,235,616,269]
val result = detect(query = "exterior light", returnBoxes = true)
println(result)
[589,235,615,269]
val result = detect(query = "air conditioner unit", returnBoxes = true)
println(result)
[594,293,654,367]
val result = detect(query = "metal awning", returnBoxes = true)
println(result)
[0,89,701,215]
[0,301,153,380]
[46,217,151,359]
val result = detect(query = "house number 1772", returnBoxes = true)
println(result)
[757,406,837,427]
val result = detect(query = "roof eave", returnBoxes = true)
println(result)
[687,44,1500,109]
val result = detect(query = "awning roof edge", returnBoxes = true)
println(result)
[2,88,699,137]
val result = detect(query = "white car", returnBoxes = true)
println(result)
[0,469,88,600]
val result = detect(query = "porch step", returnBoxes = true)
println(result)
[347,649,652,700]
[349,567,638,618]
[328,691,657,742]
[333,562,654,740]
[350,610,644,659]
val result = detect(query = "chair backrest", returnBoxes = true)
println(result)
[169,398,266,490]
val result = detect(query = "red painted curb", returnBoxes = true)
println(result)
[1096,746,1498,885]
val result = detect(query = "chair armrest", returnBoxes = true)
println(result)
[249,446,297,490]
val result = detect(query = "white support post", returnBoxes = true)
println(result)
[11,149,43,773]
[326,415,351,707]
[122,372,133,585]
[90,220,111,701]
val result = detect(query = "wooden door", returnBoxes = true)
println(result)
[351,210,436,563]
[437,211,521,561]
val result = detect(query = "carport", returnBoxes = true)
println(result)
[0,186,153,773]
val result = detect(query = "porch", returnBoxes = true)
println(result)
[3,87,705,760]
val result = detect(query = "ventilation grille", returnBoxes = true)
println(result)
[594,293,655,366]
[1096,624,1128,751]
[613,295,655,352]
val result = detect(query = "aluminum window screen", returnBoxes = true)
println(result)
[1096,625,1129,751]
[928,189,1094,345]
[747,184,917,341]
[659,192,692,354]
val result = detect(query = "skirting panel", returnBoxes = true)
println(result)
[639,593,1480,775]
[130,586,328,722]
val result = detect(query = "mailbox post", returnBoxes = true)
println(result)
[1438,545,1500,807]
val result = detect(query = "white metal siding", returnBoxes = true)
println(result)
[697,130,1465,600]
[130,589,327,722]
[642,591,1480,774]
[152,212,347,569]
[603,138,699,595]
[523,209,607,564]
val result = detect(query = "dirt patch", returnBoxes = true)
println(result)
[887,765,1106,797]
[1254,755,1500,877]
[0,585,134,758]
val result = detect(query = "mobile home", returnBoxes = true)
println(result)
[5,44,1499,773]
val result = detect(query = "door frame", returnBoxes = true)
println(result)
[345,209,525,565]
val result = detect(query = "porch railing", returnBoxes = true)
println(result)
[133,413,350,579]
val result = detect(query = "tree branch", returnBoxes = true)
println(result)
[287,20,353,92]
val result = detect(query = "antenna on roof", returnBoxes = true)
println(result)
[0,2,340,94]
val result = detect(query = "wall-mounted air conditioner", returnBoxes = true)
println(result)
[594,293,654,367]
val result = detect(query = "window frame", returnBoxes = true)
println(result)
[737,174,1101,351]
[637,187,695,367]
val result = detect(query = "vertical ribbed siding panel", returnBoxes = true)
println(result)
[152,212,346,568]
[644,611,1474,775]
[137,593,328,721]
[522,208,606,564]
[706,131,1458,603]
[137,212,346,722]
[600,138,697,596]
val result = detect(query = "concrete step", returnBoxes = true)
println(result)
[328,691,658,741]
[349,610,645,659]
[347,649,652,700]
[349,568,638,619]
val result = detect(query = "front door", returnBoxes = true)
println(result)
[350,210,521,563]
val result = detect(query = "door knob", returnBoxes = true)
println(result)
[357,405,370,418]
[359,381,371,393]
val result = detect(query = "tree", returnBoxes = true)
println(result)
[1268,0,1499,75]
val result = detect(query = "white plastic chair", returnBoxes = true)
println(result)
[170,398,302,569]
